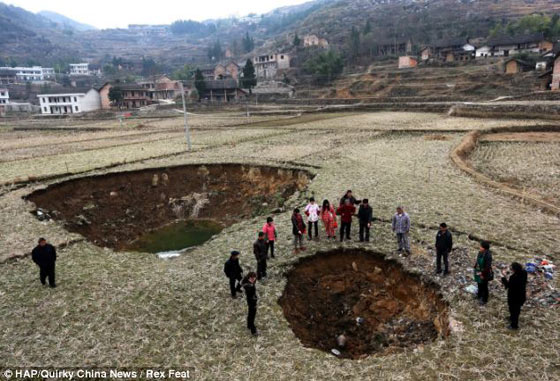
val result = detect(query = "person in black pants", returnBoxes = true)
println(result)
[31,237,57,288]
[435,223,453,275]
[474,241,493,305]
[223,251,243,298]
[336,199,356,242]
[357,199,373,242]
[242,272,259,336]
[253,232,268,280]
[501,262,527,330]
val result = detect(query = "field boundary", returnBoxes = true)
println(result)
[450,126,560,216]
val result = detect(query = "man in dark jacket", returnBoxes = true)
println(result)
[253,232,268,280]
[474,241,493,305]
[357,199,373,242]
[336,199,356,242]
[242,272,259,336]
[435,223,453,275]
[31,237,57,288]
[224,250,243,298]
[340,190,360,206]
[501,262,527,330]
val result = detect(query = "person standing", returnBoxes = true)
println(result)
[336,199,356,242]
[357,199,373,242]
[304,197,321,240]
[474,241,493,305]
[391,206,411,255]
[340,190,360,206]
[321,199,337,240]
[224,251,243,298]
[242,272,259,336]
[253,232,268,280]
[291,208,306,254]
[31,237,57,288]
[501,262,527,330]
[262,217,277,259]
[435,223,453,275]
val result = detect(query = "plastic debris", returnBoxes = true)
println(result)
[464,284,478,294]
[331,348,341,356]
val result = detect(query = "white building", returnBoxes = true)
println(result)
[69,63,90,76]
[252,53,290,80]
[0,88,9,105]
[0,66,55,82]
[476,33,553,58]
[37,88,101,115]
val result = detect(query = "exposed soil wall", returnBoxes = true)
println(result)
[279,249,449,359]
[27,164,311,250]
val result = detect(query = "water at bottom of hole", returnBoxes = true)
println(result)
[126,219,224,256]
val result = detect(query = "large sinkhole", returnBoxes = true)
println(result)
[279,249,449,359]
[27,164,311,252]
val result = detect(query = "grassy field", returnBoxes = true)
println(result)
[0,111,559,380]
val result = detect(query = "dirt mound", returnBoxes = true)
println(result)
[27,164,310,250]
[279,249,449,359]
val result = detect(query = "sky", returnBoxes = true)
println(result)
[6,0,310,29]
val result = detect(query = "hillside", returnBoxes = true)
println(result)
[38,10,97,31]
[1,0,560,68]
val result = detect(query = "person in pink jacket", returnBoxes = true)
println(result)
[320,199,337,240]
[262,217,277,258]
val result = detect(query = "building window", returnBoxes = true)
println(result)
[75,106,79,111]
[43,107,47,112]
[74,97,77,102]
[281,55,284,59]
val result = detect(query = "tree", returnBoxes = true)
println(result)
[141,57,159,76]
[293,33,301,47]
[208,40,224,60]
[241,59,257,94]
[349,26,361,62]
[242,32,255,53]
[108,86,123,108]
[303,50,344,84]
[172,64,195,81]
[363,20,372,35]
[194,69,206,100]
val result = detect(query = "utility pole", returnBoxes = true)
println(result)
[179,82,192,151]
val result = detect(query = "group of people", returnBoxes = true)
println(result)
[27,188,528,340]
[222,190,528,336]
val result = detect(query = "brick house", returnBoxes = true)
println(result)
[552,52,560,91]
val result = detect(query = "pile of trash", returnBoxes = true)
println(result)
[522,258,558,307]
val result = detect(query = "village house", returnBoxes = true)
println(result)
[398,56,417,69]
[214,62,240,81]
[504,58,533,74]
[198,79,247,102]
[0,69,17,84]
[552,52,560,91]
[303,34,329,48]
[98,83,152,109]
[374,37,413,56]
[69,63,91,76]
[138,76,182,100]
[37,88,101,115]
[0,87,9,115]
[253,53,290,80]
[421,38,475,62]
[0,88,9,105]
[0,66,55,82]
[476,33,553,58]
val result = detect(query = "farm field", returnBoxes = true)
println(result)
[471,140,560,205]
[0,111,559,380]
